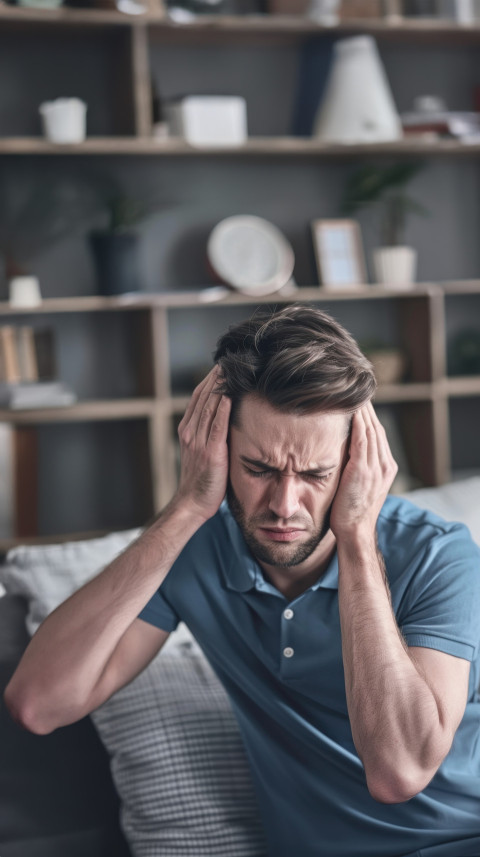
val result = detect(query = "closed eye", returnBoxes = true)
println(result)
[304,472,333,483]
[244,465,333,483]
[244,466,271,478]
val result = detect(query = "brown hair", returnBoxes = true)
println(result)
[214,304,376,424]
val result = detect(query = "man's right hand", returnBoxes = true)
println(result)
[175,366,231,524]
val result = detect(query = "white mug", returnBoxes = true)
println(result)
[9,276,42,308]
[39,98,87,144]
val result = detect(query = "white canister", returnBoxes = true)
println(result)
[39,98,87,144]
[314,36,402,144]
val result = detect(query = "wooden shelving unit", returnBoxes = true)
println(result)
[2,7,480,545]
[0,280,478,548]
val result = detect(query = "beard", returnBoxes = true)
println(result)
[226,480,332,569]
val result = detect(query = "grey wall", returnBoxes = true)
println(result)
[2,30,480,533]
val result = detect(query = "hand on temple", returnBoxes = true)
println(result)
[330,402,398,545]
[174,366,231,524]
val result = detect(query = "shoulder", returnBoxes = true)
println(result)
[379,494,475,542]
[164,501,238,578]
[378,495,480,579]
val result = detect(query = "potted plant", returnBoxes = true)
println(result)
[342,162,428,287]
[88,193,152,297]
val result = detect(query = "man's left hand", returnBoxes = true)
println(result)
[330,402,398,543]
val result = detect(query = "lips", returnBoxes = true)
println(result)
[258,527,305,542]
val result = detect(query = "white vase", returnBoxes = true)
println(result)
[373,246,417,288]
[313,36,402,144]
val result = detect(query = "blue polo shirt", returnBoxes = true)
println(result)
[138,497,480,857]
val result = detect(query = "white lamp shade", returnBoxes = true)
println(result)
[314,36,402,144]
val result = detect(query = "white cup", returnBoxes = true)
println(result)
[39,98,87,144]
[9,276,42,308]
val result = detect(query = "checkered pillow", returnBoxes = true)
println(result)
[90,648,266,857]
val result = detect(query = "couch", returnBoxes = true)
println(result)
[1,479,480,857]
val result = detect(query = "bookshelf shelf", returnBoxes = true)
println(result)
[1,137,479,158]
[0,399,157,424]
[2,8,480,43]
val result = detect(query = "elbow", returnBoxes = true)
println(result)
[4,681,55,735]
[367,780,420,805]
[365,767,433,805]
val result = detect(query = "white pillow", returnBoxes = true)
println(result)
[0,529,142,636]
[0,528,198,654]
[401,476,480,546]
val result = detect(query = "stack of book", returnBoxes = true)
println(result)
[0,325,77,410]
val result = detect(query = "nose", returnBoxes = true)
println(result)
[268,476,300,520]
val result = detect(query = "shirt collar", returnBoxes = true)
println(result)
[220,501,339,594]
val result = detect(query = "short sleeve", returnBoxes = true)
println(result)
[399,524,480,662]
[138,585,180,633]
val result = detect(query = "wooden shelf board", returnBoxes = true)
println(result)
[0,5,153,26]
[441,280,480,295]
[1,137,480,157]
[0,285,437,315]
[374,383,435,403]
[445,377,480,397]
[0,398,156,423]
[2,9,480,41]
[169,395,190,415]
[0,295,161,314]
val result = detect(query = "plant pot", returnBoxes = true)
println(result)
[364,348,407,384]
[89,231,142,296]
[373,246,417,288]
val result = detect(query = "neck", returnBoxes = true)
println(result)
[258,531,337,600]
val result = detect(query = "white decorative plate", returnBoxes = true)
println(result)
[207,215,295,296]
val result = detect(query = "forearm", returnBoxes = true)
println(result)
[337,535,449,803]
[5,498,204,728]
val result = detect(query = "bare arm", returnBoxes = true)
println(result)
[4,367,231,734]
[331,403,470,804]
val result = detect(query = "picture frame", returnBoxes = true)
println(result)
[311,219,367,289]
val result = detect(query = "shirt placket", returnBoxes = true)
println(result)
[279,603,299,678]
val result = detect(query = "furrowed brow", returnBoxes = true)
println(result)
[240,455,336,475]
[240,455,278,472]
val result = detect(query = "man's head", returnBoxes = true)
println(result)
[213,304,376,426]
[214,305,376,574]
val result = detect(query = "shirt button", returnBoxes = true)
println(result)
[283,647,294,658]
[284,609,294,620]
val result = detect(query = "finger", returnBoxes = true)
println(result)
[361,404,379,469]
[350,408,368,463]
[195,381,226,444]
[207,394,231,446]
[179,366,218,432]
[366,405,398,491]
[366,402,396,471]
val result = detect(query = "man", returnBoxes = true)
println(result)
[5,305,480,857]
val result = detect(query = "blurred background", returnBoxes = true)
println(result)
[1,0,480,544]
